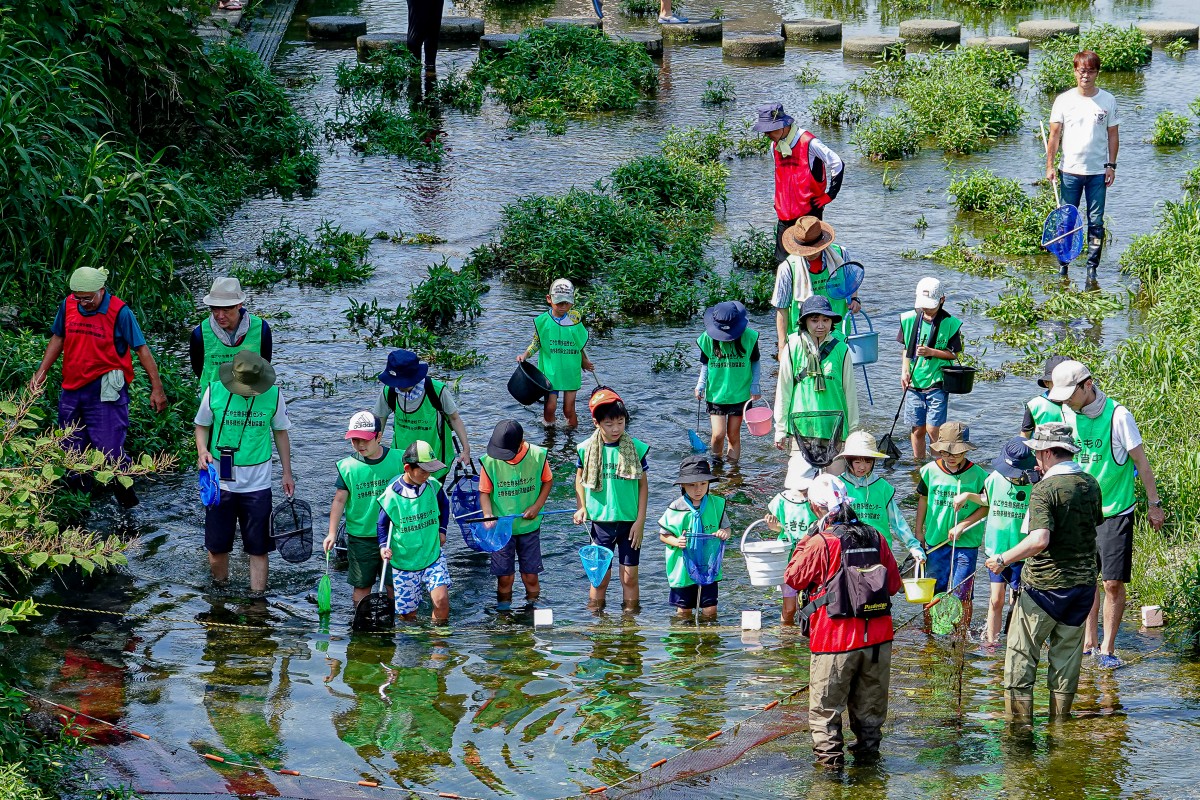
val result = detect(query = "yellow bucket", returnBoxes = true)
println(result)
[902,562,936,604]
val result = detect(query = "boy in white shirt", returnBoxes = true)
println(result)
[1045,49,1120,280]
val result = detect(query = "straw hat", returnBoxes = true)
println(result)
[781,216,836,258]
[839,430,886,459]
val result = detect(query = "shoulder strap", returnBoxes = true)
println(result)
[425,376,443,414]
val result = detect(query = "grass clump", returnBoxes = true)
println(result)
[811,91,866,126]
[921,227,1007,278]
[701,78,736,105]
[336,46,421,100]
[610,154,728,214]
[402,261,488,329]
[1165,38,1191,59]
[794,63,821,84]
[986,278,1125,326]
[947,169,1057,257]
[852,113,920,160]
[234,220,374,287]
[343,297,487,368]
[621,0,658,15]
[730,226,776,270]
[651,343,692,373]
[325,102,443,161]
[1035,25,1151,93]
[1149,111,1191,146]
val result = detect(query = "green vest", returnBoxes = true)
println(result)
[786,246,851,339]
[534,312,589,392]
[199,315,264,392]
[658,495,727,589]
[983,471,1030,557]
[768,492,817,558]
[1026,394,1064,430]
[1063,400,1137,517]
[337,447,406,539]
[378,477,443,571]
[577,436,650,522]
[844,476,897,545]
[920,461,988,549]
[481,444,547,536]
[208,382,279,467]
[786,337,850,421]
[899,311,962,390]
[697,329,758,405]
[389,379,454,481]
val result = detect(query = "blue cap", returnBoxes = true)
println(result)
[752,102,794,133]
[992,436,1038,481]
[378,349,429,390]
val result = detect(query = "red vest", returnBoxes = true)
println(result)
[773,130,832,221]
[62,295,135,391]
[785,528,902,654]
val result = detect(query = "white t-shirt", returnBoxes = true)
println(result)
[195,387,292,493]
[1063,402,1143,517]
[1050,88,1119,175]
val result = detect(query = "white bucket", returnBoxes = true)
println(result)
[740,520,791,587]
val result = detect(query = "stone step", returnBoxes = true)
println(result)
[965,35,1030,58]
[660,19,723,42]
[898,18,961,44]
[612,31,664,57]
[307,15,367,41]
[782,18,842,42]
[843,35,905,59]
[356,33,406,59]
[1136,20,1199,43]
[1015,19,1079,41]
[480,32,522,53]
[441,16,485,41]
[723,32,785,58]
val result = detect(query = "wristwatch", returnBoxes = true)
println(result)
[994,554,1006,567]
[1104,162,1117,169]
[1149,500,1163,508]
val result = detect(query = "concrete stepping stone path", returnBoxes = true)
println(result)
[898,18,961,44]
[441,16,485,41]
[781,18,842,42]
[1136,20,1199,43]
[1015,19,1079,41]
[965,36,1030,58]
[843,35,904,59]
[723,32,785,58]
[660,20,723,42]
[307,16,367,40]
[612,32,664,57]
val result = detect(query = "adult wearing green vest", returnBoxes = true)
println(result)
[1020,355,1067,437]
[189,277,272,393]
[696,301,762,463]
[195,351,294,594]
[480,420,553,611]
[324,411,405,606]
[372,348,471,482]
[837,431,923,559]
[1048,360,1164,668]
[771,216,862,353]
[773,296,858,481]
[897,277,963,461]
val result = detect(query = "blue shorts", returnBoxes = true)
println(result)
[926,543,977,600]
[590,521,641,567]
[670,582,719,609]
[391,554,452,615]
[489,529,544,577]
[204,488,273,556]
[905,387,949,429]
[989,561,1023,589]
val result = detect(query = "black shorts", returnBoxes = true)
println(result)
[590,520,641,567]
[670,582,719,609]
[1096,513,1134,583]
[706,401,746,417]
[204,488,274,556]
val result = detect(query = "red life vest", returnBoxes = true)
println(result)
[62,294,135,391]
[773,130,832,222]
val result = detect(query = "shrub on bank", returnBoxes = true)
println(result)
[1035,24,1152,93]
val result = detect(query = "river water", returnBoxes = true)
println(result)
[9,0,1200,797]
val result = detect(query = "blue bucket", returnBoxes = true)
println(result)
[684,533,726,585]
[846,311,878,366]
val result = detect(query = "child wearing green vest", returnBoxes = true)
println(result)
[953,437,1038,645]
[374,349,472,483]
[696,301,762,463]
[764,466,818,625]
[190,277,272,393]
[323,412,405,606]
[915,423,987,627]
[573,388,649,612]
[897,277,963,461]
[518,278,594,429]
[377,441,452,623]
[1020,355,1067,437]
[836,431,924,560]
[659,456,731,619]
[773,296,858,476]
[480,420,553,611]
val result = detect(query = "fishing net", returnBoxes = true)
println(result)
[466,516,515,553]
[351,572,394,632]
[447,462,482,545]
[683,534,725,585]
[270,499,314,564]
[198,463,221,508]
[786,410,844,468]
[332,519,348,564]
[1042,204,1085,263]
[580,544,615,588]
[929,592,964,635]
[316,551,332,614]
[825,260,865,300]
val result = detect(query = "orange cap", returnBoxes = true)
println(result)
[589,388,622,414]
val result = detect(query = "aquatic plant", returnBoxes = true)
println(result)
[235,220,374,287]
[435,68,486,111]
[701,269,774,312]
[1164,38,1191,59]
[336,46,422,101]
[948,168,1027,213]
[342,298,487,367]
[1164,557,1200,652]
[946,169,1057,258]
[1035,25,1152,93]
[730,226,776,271]
[852,113,920,160]
[650,342,693,373]
[325,102,444,161]
[1183,163,1200,198]
[403,261,488,329]
[701,78,736,106]
[621,0,658,15]
[794,63,821,84]
[914,214,928,230]
[1149,111,1191,146]
[610,154,728,214]
[811,91,866,126]
[986,278,1125,325]
[921,227,1007,278]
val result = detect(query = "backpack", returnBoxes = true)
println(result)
[801,522,892,624]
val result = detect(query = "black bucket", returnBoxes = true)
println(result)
[507,361,553,405]
[942,366,976,395]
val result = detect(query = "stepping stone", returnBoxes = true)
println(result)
[898,18,961,44]
[1136,20,1199,43]
[660,19,723,42]
[543,16,602,30]
[782,18,842,42]
[480,32,521,53]
[612,31,664,57]
[307,15,367,40]
[843,35,905,59]
[1015,19,1079,41]
[441,16,485,41]
[723,32,785,58]
[356,33,406,59]
[965,35,1030,58]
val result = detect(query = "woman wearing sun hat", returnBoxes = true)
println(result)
[696,301,761,463]
[836,431,923,562]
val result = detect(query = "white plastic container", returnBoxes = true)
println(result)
[740,520,791,587]
[1141,605,1164,628]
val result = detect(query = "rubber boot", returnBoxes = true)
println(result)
[1049,692,1074,720]
[1085,232,1104,273]
[1005,691,1034,723]
[1058,261,1070,278]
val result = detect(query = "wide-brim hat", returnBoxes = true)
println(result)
[203,276,247,307]
[1037,354,1069,389]
[219,350,276,398]
[781,216,836,258]
[992,436,1037,480]
[839,430,886,459]
[929,421,977,455]
[752,101,794,133]
[1024,422,1080,454]
[799,294,843,325]
[703,301,749,342]
[378,348,429,389]
[673,455,719,484]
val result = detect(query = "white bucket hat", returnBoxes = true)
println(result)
[203,276,247,307]
[839,430,886,459]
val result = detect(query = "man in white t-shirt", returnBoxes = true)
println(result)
[1045,49,1120,279]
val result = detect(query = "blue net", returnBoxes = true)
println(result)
[825,261,865,301]
[467,516,514,553]
[684,534,725,585]
[198,463,221,508]
[448,465,482,544]
[580,544,615,588]
[1042,204,1085,263]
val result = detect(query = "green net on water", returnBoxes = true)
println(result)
[929,592,963,635]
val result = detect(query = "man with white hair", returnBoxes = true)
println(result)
[784,474,902,767]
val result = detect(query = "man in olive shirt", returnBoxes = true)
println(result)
[986,423,1103,723]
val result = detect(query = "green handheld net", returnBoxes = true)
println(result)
[929,592,964,635]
